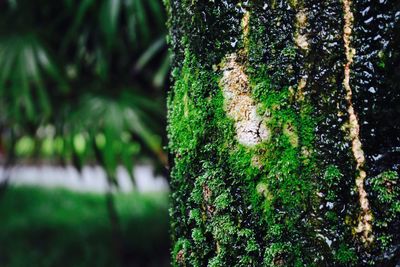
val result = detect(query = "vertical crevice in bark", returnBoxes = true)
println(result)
[342,0,373,245]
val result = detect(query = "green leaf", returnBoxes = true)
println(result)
[135,37,166,71]
[100,0,122,46]
[153,51,171,88]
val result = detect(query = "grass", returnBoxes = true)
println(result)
[0,186,170,267]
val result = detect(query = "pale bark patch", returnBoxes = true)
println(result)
[219,53,269,146]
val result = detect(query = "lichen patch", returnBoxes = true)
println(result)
[219,53,269,146]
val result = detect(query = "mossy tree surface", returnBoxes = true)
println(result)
[165,1,400,266]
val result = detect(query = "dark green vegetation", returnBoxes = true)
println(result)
[0,186,169,267]
[0,1,173,266]
[166,0,400,266]
[0,0,169,176]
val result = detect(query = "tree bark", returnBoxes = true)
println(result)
[166,1,400,266]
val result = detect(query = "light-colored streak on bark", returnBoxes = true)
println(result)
[294,9,309,52]
[342,0,373,244]
[242,10,250,55]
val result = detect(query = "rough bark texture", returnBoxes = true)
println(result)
[165,1,400,266]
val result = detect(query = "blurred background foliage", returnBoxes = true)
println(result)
[0,0,171,266]
[0,186,170,266]
[0,0,169,179]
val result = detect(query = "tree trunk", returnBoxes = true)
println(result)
[165,1,400,266]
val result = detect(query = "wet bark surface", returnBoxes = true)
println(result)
[166,0,400,266]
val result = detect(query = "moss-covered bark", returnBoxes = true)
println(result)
[165,1,400,266]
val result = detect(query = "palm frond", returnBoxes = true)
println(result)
[0,0,169,179]
[0,34,65,123]
[135,37,166,71]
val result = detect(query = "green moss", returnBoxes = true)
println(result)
[170,6,322,263]
[263,242,304,267]
[166,1,395,265]
[281,45,297,59]
[189,209,203,225]
[370,171,399,206]
[214,192,231,211]
[192,228,206,245]
[208,255,223,267]
[323,165,343,201]
[210,215,236,245]
[283,121,299,147]
[172,238,191,266]
[369,171,400,253]
[168,46,264,265]
[334,244,357,266]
